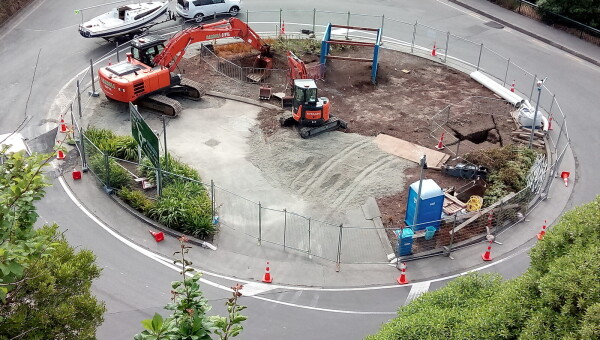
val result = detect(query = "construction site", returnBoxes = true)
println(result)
[82,18,552,261]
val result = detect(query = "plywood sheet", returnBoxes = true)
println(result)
[374,134,449,167]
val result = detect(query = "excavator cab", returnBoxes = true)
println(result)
[130,36,167,67]
[279,78,345,139]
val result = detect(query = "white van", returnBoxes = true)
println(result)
[176,0,242,23]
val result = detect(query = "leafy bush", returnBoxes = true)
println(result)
[464,145,538,206]
[84,127,138,161]
[139,153,201,183]
[117,187,154,213]
[88,154,132,189]
[366,196,600,340]
[148,180,214,238]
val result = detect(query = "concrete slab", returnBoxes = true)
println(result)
[374,133,449,167]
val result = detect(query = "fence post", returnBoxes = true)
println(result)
[104,153,111,194]
[346,11,350,40]
[530,74,537,100]
[476,43,483,70]
[258,201,262,245]
[446,214,457,259]
[444,31,449,63]
[380,14,385,44]
[89,59,99,97]
[115,41,120,62]
[494,199,505,235]
[411,21,417,53]
[80,127,88,171]
[308,217,312,259]
[76,80,82,119]
[312,8,316,35]
[335,223,343,272]
[211,179,215,223]
[283,208,287,251]
[503,58,510,87]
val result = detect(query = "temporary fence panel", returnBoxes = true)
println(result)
[213,185,260,240]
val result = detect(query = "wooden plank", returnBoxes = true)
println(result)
[326,39,375,47]
[449,192,516,235]
[330,24,380,32]
[374,134,449,167]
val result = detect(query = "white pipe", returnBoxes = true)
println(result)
[470,71,523,106]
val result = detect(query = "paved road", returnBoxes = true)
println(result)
[2,0,598,339]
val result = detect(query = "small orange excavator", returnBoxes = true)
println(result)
[98,18,272,116]
[280,51,347,139]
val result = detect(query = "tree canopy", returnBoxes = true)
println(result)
[0,148,105,339]
[366,196,600,339]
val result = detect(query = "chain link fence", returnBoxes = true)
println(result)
[60,8,571,269]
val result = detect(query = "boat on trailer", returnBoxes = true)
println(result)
[79,1,171,39]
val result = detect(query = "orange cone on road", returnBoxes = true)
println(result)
[280,21,285,35]
[56,149,65,160]
[548,115,553,130]
[435,132,445,150]
[262,262,273,283]
[149,230,164,242]
[431,42,437,57]
[561,171,570,187]
[396,262,409,285]
[59,118,68,133]
[481,240,493,261]
[72,168,82,180]
[537,220,547,240]
[510,80,515,93]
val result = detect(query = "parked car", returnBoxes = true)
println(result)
[176,0,242,23]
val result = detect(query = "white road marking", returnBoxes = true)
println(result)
[405,281,430,304]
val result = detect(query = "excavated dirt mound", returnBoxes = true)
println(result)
[178,43,515,227]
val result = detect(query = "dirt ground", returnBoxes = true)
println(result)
[178,43,515,231]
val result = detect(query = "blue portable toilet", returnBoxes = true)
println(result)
[405,179,444,231]
[395,228,415,256]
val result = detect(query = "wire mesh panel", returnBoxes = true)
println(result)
[82,134,107,186]
[382,19,417,51]
[283,210,310,254]
[340,226,389,264]
[478,45,515,87]
[308,219,340,262]
[213,185,260,239]
[446,34,481,71]
[414,23,447,59]
[259,206,286,246]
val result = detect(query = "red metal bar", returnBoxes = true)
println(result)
[325,55,373,62]
[326,39,375,47]
[330,24,379,32]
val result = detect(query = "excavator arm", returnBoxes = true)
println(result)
[153,18,272,72]
[287,50,308,80]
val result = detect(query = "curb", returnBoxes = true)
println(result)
[448,0,600,67]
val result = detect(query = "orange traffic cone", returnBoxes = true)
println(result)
[536,220,547,240]
[561,171,570,187]
[435,132,445,150]
[548,115,553,130]
[510,80,515,93]
[280,21,285,35]
[149,230,164,242]
[59,118,68,133]
[57,149,65,160]
[108,59,112,66]
[396,262,409,285]
[481,240,493,261]
[262,261,273,283]
[431,42,437,57]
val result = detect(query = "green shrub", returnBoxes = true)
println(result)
[464,145,538,206]
[84,127,138,161]
[138,153,201,183]
[117,187,154,213]
[88,154,132,189]
[148,181,214,237]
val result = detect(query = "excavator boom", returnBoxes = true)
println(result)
[98,18,272,116]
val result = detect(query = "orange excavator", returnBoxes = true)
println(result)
[98,18,272,116]
[280,51,347,139]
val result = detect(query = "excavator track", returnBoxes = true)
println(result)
[299,116,348,139]
[167,78,205,100]
[136,94,183,117]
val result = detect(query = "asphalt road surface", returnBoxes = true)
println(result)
[1,0,597,339]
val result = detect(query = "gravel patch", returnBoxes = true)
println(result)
[247,126,413,214]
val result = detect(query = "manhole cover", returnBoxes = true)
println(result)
[204,138,220,147]
[485,21,504,29]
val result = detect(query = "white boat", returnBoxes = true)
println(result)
[79,1,171,39]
